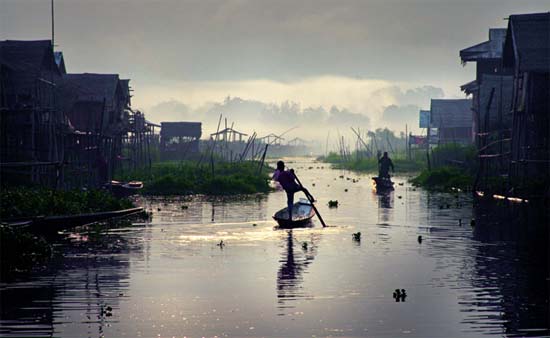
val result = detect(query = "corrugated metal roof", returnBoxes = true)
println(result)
[430,99,472,128]
[460,29,507,62]
[503,12,550,72]
[160,122,202,138]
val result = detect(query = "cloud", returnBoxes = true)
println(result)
[142,78,444,141]
[148,99,192,120]
[381,104,423,131]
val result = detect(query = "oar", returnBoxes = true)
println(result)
[293,172,327,227]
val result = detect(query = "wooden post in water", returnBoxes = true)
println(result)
[258,144,269,174]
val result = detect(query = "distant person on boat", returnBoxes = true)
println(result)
[378,152,394,178]
[273,160,309,220]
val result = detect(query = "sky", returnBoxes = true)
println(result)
[2,0,548,140]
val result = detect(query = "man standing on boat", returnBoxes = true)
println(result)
[273,161,309,220]
[378,152,394,178]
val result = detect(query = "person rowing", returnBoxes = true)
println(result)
[272,160,310,220]
[378,151,395,179]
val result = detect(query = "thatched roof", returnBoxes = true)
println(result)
[0,40,60,99]
[61,73,121,101]
[161,122,202,138]
[503,12,550,72]
[0,40,58,74]
[430,99,472,129]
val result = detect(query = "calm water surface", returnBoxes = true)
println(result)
[1,159,548,337]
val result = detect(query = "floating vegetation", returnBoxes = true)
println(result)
[117,161,271,195]
[393,289,407,302]
[0,187,134,220]
[411,167,473,192]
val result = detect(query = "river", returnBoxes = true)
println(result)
[1,158,548,337]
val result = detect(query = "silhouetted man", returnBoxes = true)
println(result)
[273,161,308,220]
[378,152,394,178]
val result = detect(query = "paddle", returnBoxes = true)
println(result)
[292,171,327,227]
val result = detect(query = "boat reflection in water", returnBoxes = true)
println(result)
[276,230,321,315]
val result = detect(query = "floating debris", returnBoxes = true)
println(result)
[217,240,225,247]
[252,223,257,227]
[417,235,422,243]
[397,195,402,199]
[181,205,189,209]
[458,219,462,226]
[352,232,361,241]
[328,200,339,208]
[393,289,407,302]
[344,189,348,192]
[398,182,404,186]
[157,207,161,211]
[470,219,476,227]
[302,242,308,250]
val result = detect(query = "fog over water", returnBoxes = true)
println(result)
[2,0,548,140]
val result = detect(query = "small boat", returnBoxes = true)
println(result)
[372,176,395,191]
[273,198,315,228]
[107,180,144,197]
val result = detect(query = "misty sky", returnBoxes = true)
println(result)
[2,0,548,138]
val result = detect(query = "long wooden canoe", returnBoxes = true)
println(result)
[3,207,144,234]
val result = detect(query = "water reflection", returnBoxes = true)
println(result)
[276,230,320,315]
[0,222,143,338]
[1,161,548,337]
[468,200,549,337]
[374,190,394,224]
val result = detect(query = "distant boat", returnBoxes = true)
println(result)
[273,198,315,228]
[372,176,394,191]
[107,180,144,197]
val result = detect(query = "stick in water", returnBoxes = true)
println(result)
[293,172,327,227]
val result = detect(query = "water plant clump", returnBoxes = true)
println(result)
[116,161,271,195]
[0,188,135,219]
[328,200,339,208]
[410,167,474,192]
